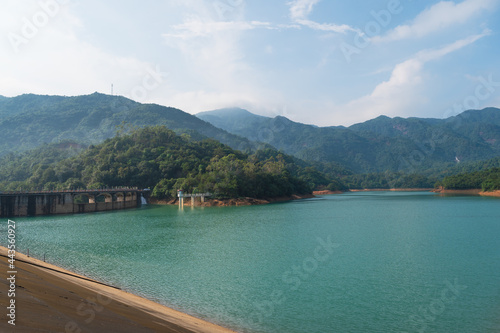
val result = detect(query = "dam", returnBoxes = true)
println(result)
[0,188,146,217]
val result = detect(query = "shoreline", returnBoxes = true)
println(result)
[479,190,500,197]
[312,190,343,195]
[349,188,434,192]
[432,188,500,197]
[306,188,436,196]
[149,193,316,207]
[0,246,236,333]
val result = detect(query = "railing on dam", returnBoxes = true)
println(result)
[0,187,143,195]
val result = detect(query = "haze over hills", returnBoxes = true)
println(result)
[197,107,500,173]
[0,93,257,156]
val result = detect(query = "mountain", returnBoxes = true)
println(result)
[196,108,270,136]
[197,107,500,173]
[0,93,257,156]
[3,93,499,180]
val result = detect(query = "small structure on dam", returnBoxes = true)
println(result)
[0,188,146,217]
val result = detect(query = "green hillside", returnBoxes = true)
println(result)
[0,93,258,156]
[3,93,499,192]
[0,126,347,198]
[197,107,500,174]
[438,167,500,191]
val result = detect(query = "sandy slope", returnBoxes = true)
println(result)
[0,247,236,333]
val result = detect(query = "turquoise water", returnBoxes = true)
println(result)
[2,192,500,332]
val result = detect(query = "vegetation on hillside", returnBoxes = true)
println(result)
[3,129,500,194]
[0,126,346,199]
[436,167,500,191]
[432,156,500,177]
[343,172,436,189]
[1,94,500,194]
[0,142,86,190]
[337,157,500,190]
[198,107,500,174]
[0,93,257,156]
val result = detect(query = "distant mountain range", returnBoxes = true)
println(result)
[197,107,500,173]
[0,93,257,156]
[1,93,499,176]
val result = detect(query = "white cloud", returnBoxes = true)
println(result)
[337,31,491,124]
[374,0,497,43]
[417,29,490,61]
[163,19,271,39]
[2,0,497,128]
[288,0,321,20]
[287,0,359,34]
[161,3,270,114]
[163,20,249,90]
[296,19,359,33]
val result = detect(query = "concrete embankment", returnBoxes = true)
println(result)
[0,190,142,217]
[0,246,236,333]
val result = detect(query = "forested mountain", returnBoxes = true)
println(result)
[0,93,258,156]
[197,107,500,174]
[437,167,500,191]
[0,126,346,198]
[2,93,500,192]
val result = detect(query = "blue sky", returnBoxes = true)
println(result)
[1,0,499,126]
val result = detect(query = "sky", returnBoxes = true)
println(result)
[1,0,499,126]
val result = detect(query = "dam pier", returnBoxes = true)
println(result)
[0,188,147,217]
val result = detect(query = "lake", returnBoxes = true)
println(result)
[2,191,499,333]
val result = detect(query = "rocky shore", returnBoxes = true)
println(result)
[432,188,500,197]
[149,193,316,207]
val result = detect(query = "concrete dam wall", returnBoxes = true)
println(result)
[0,190,143,217]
